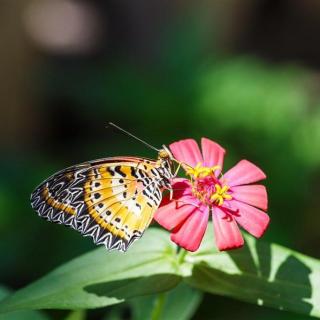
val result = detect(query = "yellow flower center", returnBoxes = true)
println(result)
[210,184,232,206]
[186,163,221,178]
[186,162,232,206]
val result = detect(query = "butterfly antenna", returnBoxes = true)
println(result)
[107,122,160,152]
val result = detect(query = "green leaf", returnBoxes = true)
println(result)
[2,223,320,318]
[0,229,181,313]
[184,222,320,318]
[0,286,49,320]
[130,282,202,320]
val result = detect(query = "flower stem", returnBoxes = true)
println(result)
[151,293,166,320]
[177,247,188,264]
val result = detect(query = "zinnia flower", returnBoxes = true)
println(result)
[154,138,269,251]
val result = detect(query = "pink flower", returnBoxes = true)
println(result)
[154,138,269,252]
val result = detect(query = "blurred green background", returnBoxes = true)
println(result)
[1,0,320,319]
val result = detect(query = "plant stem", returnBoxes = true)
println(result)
[177,248,188,264]
[151,293,166,320]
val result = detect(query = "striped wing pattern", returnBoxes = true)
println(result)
[30,157,171,251]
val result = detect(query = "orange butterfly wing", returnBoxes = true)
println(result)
[31,157,173,251]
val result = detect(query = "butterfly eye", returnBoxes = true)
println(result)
[158,149,169,159]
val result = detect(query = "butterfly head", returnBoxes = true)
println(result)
[157,145,181,191]
[158,145,174,161]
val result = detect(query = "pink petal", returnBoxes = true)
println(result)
[159,178,193,209]
[212,207,244,251]
[223,160,266,187]
[171,206,209,252]
[155,178,198,230]
[232,201,270,238]
[170,139,203,167]
[170,178,193,197]
[201,138,225,174]
[231,185,268,210]
[154,197,199,230]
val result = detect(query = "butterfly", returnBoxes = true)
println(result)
[30,126,178,252]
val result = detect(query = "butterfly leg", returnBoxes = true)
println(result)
[173,161,182,177]
[169,187,173,200]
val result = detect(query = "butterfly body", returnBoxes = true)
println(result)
[31,152,174,252]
